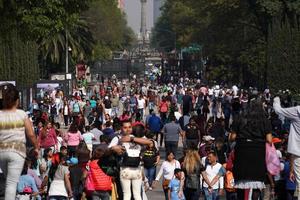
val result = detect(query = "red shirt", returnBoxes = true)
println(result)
[39,128,58,148]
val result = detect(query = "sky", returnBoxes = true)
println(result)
[124,0,154,34]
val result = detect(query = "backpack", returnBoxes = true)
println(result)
[118,135,142,168]
[122,143,141,167]
[160,102,168,113]
[85,160,112,192]
[224,170,236,192]
[266,143,281,176]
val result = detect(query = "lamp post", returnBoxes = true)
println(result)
[65,30,72,95]
[65,31,68,74]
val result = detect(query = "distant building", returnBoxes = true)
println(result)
[118,0,125,11]
[153,0,165,24]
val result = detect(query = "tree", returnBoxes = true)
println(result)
[18,0,93,65]
[82,0,135,60]
[153,0,300,91]
[0,0,39,87]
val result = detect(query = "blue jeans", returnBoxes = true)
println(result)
[138,108,144,118]
[92,191,110,200]
[111,107,119,117]
[165,141,178,158]
[144,167,156,186]
[149,102,155,110]
[203,188,219,200]
[130,104,136,114]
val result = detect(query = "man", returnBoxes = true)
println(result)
[108,120,151,200]
[203,151,224,200]
[29,99,39,115]
[147,111,163,146]
[90,121,103,151]
[111,94,119,118]
[162,115,183,158]
[83,100,92,118]
[103,96,112,116]
[182,89,193,115]
[137,95,146,120]
[183,117,200,149]
[273,97,300,199]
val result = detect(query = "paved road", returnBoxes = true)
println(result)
[145,142,226,200]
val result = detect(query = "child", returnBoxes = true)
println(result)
[168,168,185,200]
[82,126,95,153]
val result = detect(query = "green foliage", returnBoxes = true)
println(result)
[154,0,300,91]
[92,42,113,60]
[83,0,135,61]
[0,29,39,88]
[0,0,134,86]
[16,0,93,65]
[267,18,300,93]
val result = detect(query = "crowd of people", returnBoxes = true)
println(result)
[0,77,299,200]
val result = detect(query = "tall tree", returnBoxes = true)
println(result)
[153,0,300,91]
[82,0,135,60]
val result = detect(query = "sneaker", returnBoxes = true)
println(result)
[149,187,153,191]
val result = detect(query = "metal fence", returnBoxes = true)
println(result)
[91,60,146,80]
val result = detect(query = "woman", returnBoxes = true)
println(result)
[154,151,181,200]
[143,134,160,190]
[119,111,131,122]
[83,147,112,200]
[230,97,272,200]
[64,123,83,157]
[159,97,169,124]
[48,154,73,200]
[76,113,88,134]
[38,121,58,154]
[95,102,105,123]
[0,84,39,200]
[76,141,91,169]
[202,95,210,121]
[62,99,70,127]
[39,148,53,180]
[181,149,211,200]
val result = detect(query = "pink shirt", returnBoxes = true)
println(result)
[65,131,82,146]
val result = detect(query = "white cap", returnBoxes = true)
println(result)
[203,135,215,142]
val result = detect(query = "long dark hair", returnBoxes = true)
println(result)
[0,84,19,109]
[68,123,78,133]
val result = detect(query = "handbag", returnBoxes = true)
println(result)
[265,143,281,176]
[111,181,119,200]
[162,179,171,190]
[85,162,95,192]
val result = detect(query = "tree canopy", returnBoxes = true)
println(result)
[0,0,135,85]
[153,0,300,92]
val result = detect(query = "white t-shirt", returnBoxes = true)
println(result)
[203,163,224,189]
[155,160,181,181]
[64,105,69,115]
[137,98,146,109]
